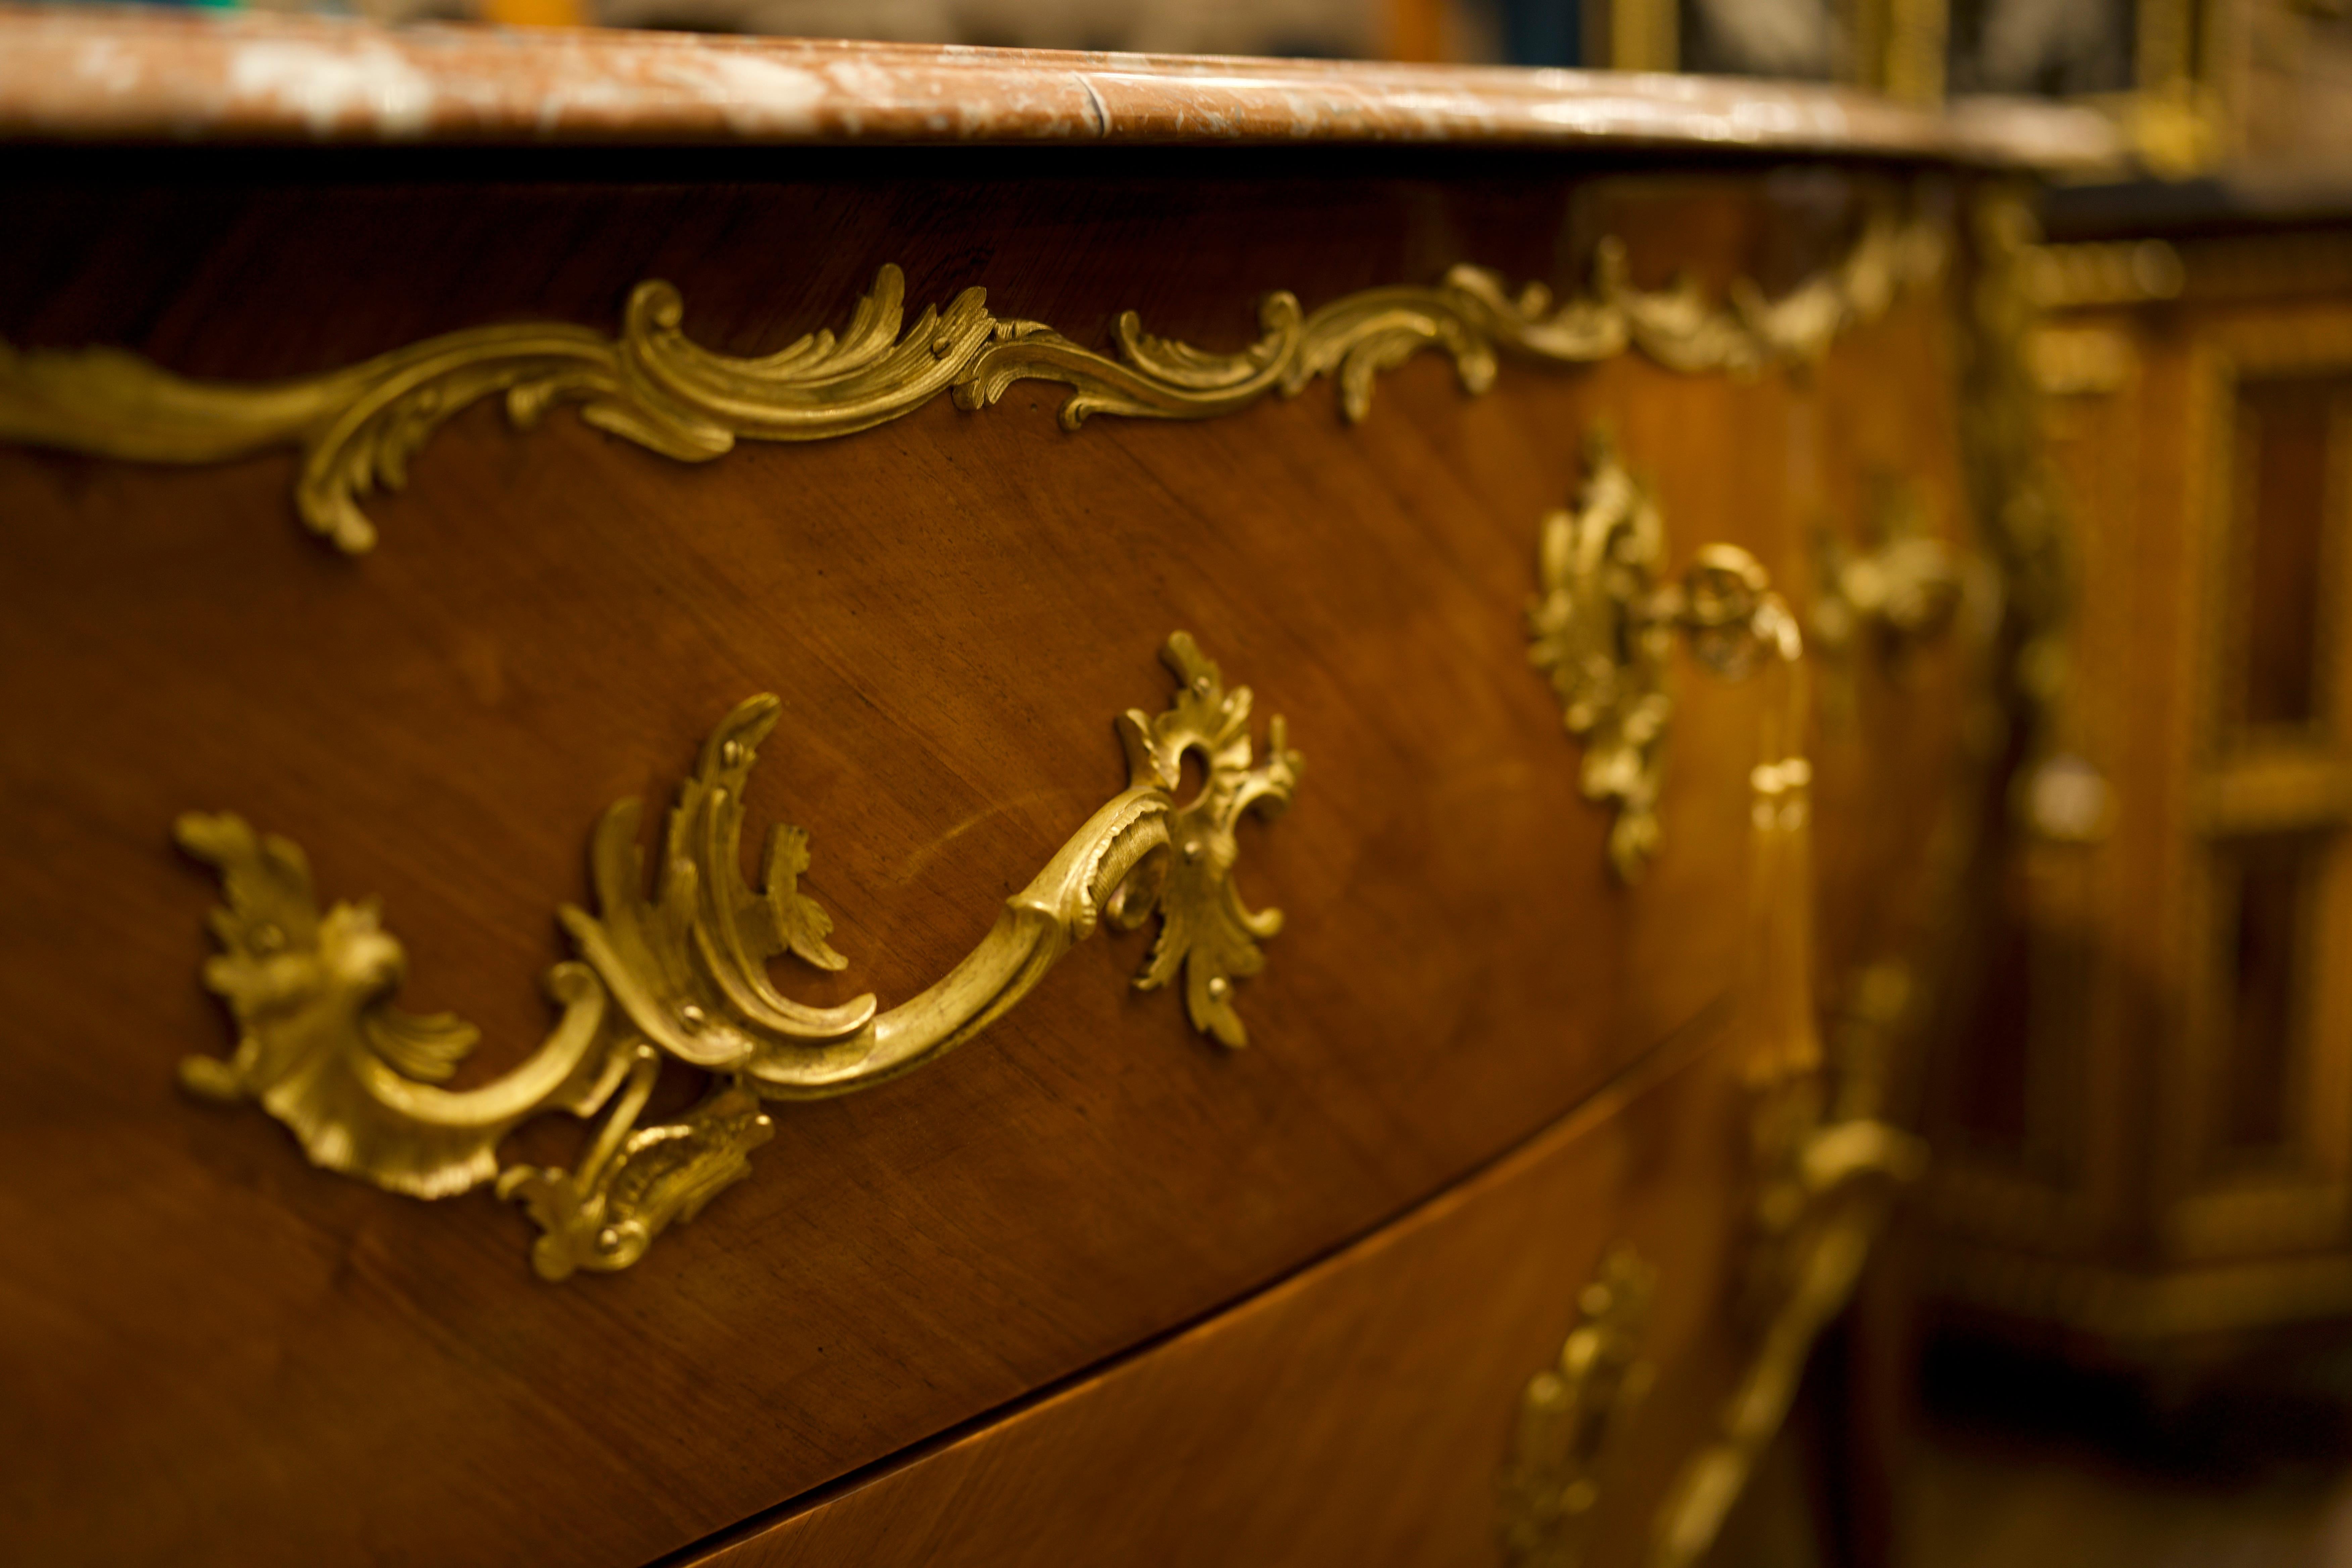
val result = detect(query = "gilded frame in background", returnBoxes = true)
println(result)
[1600,0,2224,172]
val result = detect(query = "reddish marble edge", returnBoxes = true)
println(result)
[0,3,2119,166]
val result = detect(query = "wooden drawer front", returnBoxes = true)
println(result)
[0,160,1957,1565]
[688,1013,1753,1568]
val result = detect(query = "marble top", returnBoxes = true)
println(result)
[0,3,2119,167]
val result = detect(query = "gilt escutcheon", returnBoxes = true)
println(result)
[1527,429,1792,881]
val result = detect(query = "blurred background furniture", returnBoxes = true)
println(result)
[1921,176,2352,1360]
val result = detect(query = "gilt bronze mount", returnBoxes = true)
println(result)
[0,214,1943,553]
[1526,429,1794,881]
[1499,1243,1660,1568]
[176,632,1301,1280]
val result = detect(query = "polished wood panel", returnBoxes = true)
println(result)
[682,1009,1750,1568]
[0,152,1974,1565]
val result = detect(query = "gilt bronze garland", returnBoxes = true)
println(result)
[0,212,1944,553]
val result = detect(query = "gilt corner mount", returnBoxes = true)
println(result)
[176,631,1301,1280]
[0,211,1944,553]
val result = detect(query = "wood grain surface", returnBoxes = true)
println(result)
[681,1005,1749,1568]
[0,153,1973,1566]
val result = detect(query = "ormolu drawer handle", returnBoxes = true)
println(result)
[174,632,1300,1279]
[1499,1243,1658,1568]
[1644,602,1925,1568]
[1515,438,1933,1560]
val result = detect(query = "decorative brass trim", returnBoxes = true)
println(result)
[1919,183,2120,1305]
[1811,480,1965,667]
[1607,0,1678,73]
[1876,0,1951,105]
[1499,1243,1659,1568]
[1648,602,1927,1568]
[1650,1112,1921,1568]
[1526,428,1791,881]
[1962,187,2080,824]
[0,215,1945,554]
[2111,0,2228,177]
[176,631,1301,1279]
[1605,0,1943,102]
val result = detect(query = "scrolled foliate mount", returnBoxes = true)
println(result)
[1527,429,1799,882]
[1499,1242,1659,1568]
[1810,480,1965,664]
[176,632,1301,1280]
[0,212,1944,553]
